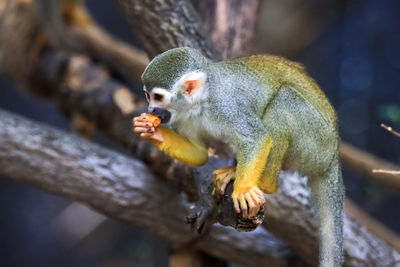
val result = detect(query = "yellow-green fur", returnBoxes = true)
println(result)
[151,126,208,167]
[239,55,337,125]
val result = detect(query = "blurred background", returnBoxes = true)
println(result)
[0,0,399,266]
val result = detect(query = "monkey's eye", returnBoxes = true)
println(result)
[153,93,164,102]
[145,92,150,102]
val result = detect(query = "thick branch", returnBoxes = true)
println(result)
[197,0,260,58]
[33,0,148,81]
[0,1,201,199]
[0,109,294,267]
[261,172,400,266]
[114,0,221,60]
[344,200,400,253]
[1,110,399,266]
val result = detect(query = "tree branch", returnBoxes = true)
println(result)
[1,109,399,266]
[114,0,221,60]
[344,199,400,253]
[0,109,296,267]
[381,123,400,138]
[196,0,261,58]
[340,143,400,191]
[33,0,148,81]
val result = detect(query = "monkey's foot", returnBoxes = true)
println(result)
[212,166,236,195]
[232,187,265,219]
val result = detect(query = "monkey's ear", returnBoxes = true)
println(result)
[179,72,206,97]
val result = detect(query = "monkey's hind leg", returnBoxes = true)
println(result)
[213,166,236,195]
[309,159,344,267]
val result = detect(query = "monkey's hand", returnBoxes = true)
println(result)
[212,166,236,195]
[133,114,208,167]
[133,113,164,143]
[232,187,265,219]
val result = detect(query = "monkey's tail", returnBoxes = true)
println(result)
[310,157,345,267]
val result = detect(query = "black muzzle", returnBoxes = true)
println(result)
[148,107,171,124]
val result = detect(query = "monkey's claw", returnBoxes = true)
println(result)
[213,166,236,195]
[232,187,265,219]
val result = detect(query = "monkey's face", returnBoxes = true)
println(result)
[144,71,207,125]
[144,86,173,123]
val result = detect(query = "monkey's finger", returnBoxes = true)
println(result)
[245,192,256,218]
[135,118,149,123]
[219,182,228,195]
[135,114,150,122]
[133,127,146,134]
[256,190,266,205]
[249,188,265,208]
[134,122,154,128]
[213,169,222,175]
[233,196,240,213]
[249,190,263,207]
[134,127,154,134]
[253,187,265,200]
[239,194,248,218]
[140,133,153,138]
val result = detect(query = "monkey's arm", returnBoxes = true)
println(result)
[150,126,209,167]
[133,115,208,167]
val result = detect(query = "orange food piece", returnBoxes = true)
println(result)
[145,113,161,127]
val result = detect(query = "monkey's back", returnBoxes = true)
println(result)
[233,55,339,177]
[236,55,337,128]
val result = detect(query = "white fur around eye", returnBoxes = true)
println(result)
[151,87,171,105]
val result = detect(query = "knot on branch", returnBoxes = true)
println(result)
[186,158,264,233]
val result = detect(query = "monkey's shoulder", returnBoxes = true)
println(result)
[230,55,337,126]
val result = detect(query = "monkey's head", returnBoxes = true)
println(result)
[141,47,210,124]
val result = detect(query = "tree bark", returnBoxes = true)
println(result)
[261,172,400,266]
[196,0,260,58]
[0,109,296,267]
[33,0,149,81]
[114,0,221,60]
[0,110,399,267]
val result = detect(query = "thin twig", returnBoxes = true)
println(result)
[372,169,400,175]
[381,123,400,138]
[340,143,400,191]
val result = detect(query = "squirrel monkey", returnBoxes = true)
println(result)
[133,47,344,266]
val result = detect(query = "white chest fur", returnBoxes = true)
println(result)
[171,106,231,146]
